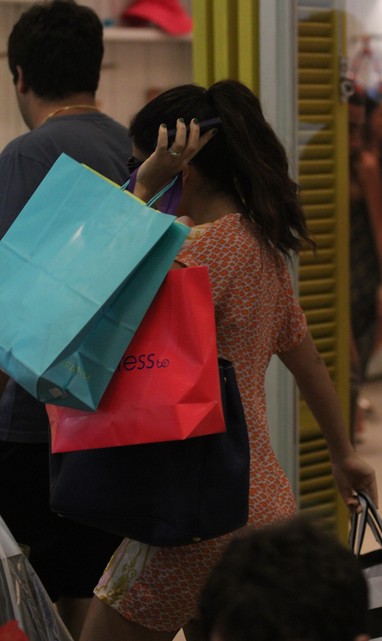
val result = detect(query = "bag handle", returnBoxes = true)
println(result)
[349,491,382,556]
[120,173,179,209]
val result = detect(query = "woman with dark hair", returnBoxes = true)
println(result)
[79,80,376,641]
[128,81,309,255]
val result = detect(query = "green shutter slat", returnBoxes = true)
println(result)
[300,264,334,279]
[304,218,335,231]
[299,293,335,308]
[298,53,332,68]
[302,235,335,250]
[299,99,334,114]
[304,308,335,323]
[300,247,334,260]
[301,461,333,479]
[300,448,331,464]
[299,159,334,173]
[299,69,333,83]
[299,130,334,145]
[299,114,334,124]
[297,2,346,534]
[299,145,334,159]
[299,151,334,164]
[310,321,337,336]
[299,86,333,99]
[300,480,335,495]
[303,205,336,219]
[298,37,332,53]
[299,278,335,293]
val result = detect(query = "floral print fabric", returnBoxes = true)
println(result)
[94,214,307,631]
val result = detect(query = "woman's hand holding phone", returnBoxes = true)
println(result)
[133,118,216,203]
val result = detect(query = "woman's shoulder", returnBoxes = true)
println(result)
[177,213,265,271]
[204,213,259,242]
[181,213,259,251]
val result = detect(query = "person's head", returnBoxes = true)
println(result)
[8,0,103,101]
[348,90,366,156]
[130,80,313,256]
[199,517,369,641]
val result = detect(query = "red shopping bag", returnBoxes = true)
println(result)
[47,266,225,452]
[0,622,30,641]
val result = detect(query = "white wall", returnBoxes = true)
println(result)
[260,0,299,493]
[347,0,382,35]
[347,1,382,94]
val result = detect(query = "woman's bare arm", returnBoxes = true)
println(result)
[278,330,378,508]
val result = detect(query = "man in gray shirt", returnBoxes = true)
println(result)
[0,2,131,638]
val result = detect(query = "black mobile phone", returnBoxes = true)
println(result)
[167,117,221,140]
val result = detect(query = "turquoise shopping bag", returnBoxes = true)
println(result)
[0,153,189,410]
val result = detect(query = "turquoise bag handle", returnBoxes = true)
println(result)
[120,176,178,209]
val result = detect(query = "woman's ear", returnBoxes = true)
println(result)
[182,163,201,187]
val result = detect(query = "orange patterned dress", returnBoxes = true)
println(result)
[94,213,307,631]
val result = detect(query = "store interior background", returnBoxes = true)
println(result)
[0,0,193,150]
[1,0,382,556]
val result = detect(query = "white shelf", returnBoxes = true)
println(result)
[0,0,35,4]
[0,23,192,57]
[0,2,192,42]
[103,26,192,43]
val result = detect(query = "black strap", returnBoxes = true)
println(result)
[349,492,382,556]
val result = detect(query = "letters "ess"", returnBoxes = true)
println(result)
[118,354,170,371]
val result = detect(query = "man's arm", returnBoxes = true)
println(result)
[0,148,50,239]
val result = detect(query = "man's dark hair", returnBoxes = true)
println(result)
[8,0,104,99]
[199,517,368,641]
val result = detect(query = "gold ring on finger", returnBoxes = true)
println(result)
[168,148,182,158]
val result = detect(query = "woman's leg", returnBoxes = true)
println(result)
[56,596,91,641]
[79,595,180,641]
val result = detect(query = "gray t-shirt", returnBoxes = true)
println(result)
[0,112,132,442]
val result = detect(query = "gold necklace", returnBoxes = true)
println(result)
[43,104,100,123]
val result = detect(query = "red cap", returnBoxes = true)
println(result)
[123,0,192,36]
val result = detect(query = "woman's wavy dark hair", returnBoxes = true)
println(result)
[129,80,313,256]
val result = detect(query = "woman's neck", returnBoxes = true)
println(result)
[191,196,243,225]
[180,175,244,224]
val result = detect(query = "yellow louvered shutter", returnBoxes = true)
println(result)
[192,0,349,539]
[297,1,349,540]
[192,0,259,89]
